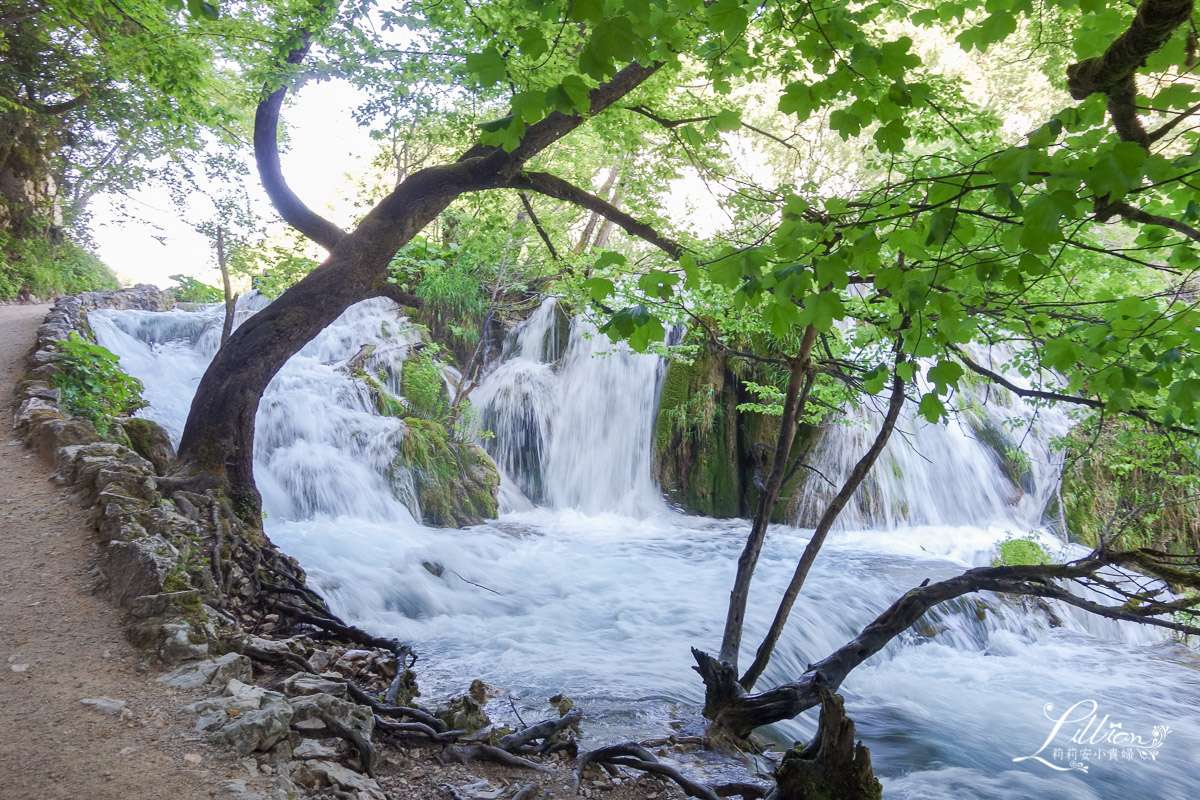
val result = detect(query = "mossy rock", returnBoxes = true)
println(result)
[395,417,499,527]
[652,342,744,517]
[120,417,176,475]
[437,694,490,733]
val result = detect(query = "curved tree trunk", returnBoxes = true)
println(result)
[173,183,449,518]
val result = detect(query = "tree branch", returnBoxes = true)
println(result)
[1066,0,1194,100]
[954,347,1198,436]
[518,192,560,260]
[510,171,686,258]
[252,19,348,251]
[698,552,1200,740]
[740,360,907,690]
[375,281,424,309]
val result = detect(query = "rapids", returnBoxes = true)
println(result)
[91,296,1200,800]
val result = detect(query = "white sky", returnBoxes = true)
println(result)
[91,81,376,289]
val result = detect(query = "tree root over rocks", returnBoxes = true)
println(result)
[575,743,771,800]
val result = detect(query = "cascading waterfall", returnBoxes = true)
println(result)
[93,295,1200,800]
[791,348,1070,531]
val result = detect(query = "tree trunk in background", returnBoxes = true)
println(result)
[591,179,623,250]
[571,165,619,254]
[217,225,238,345]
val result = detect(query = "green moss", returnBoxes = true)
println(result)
[397,417,499,527]
[1059,419,1200,553]
[654,357,693,453]
[162,571,193,593]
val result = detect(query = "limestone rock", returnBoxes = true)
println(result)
[81,697,127,716]
[12,396,65,434]
[217,705,294,757]
[196,680,294,756]
[103,535,179,605]
[292,739,342,760]
[36,417,100,459]
[159,652,252,690]
[158,622,210,663]
[120,417,176,474]
[289,692,375,741]
[281,672,347,699]
[293,760,386,800]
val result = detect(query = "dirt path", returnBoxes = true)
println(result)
[0,303,219,800]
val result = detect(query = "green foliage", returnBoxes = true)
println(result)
[993,535,1053,567]
[387,235,492,357]
[169,274,223,303]
[52,333,147,434]
[0,231,117,300]
[400,348,452,424]
[1059,416,1200,552]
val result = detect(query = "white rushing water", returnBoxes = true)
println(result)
[93,296,1200,800]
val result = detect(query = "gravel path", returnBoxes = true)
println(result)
[0,303,218,800]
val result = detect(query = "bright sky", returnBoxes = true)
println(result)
[91,81,376,289]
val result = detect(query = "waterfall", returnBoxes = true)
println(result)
[790,352,1070,531]
[473,298,666,517]
[91,294,1200,800]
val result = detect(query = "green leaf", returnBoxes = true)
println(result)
[763,298,802,338]
[546,74,591,114]
[873,118,909,153]
[518,27,548,60]
[637,269,680,299]
[918,392,946,422]
[802,290,845,332]
[780,82,816,120]
[829,108,862,139]
[926,207,956,246]
[583,277,614,302]
[709,253,743,288]
[712,108,742,132]
[465,46,507,87]
[927,359,964,391]
[708,0,749,37]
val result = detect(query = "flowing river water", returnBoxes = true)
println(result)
[91,296,1200,800]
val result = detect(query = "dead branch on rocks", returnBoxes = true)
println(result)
[497,708,582,754]
[441,743,554,772]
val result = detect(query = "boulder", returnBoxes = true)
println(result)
[281,672,348,699]
[120,417,176,474]
[292,760,386,800]
[437,694,490,733]
[159,653,252,690]
[103,535,179,605]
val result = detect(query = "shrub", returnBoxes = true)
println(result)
[52,333,147,434]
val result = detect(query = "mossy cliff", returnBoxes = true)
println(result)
[1059,419,1200,553]
[365,347,501,528]
[652,339,814,520]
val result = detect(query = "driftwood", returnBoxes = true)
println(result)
[773,676,880,800]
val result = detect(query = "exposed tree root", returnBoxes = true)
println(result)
[575,743,770,800]
[441,743,554,772]
[498,708,582,754]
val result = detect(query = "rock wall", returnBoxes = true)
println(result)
[13,286,232,663]
[652,338,815,521]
